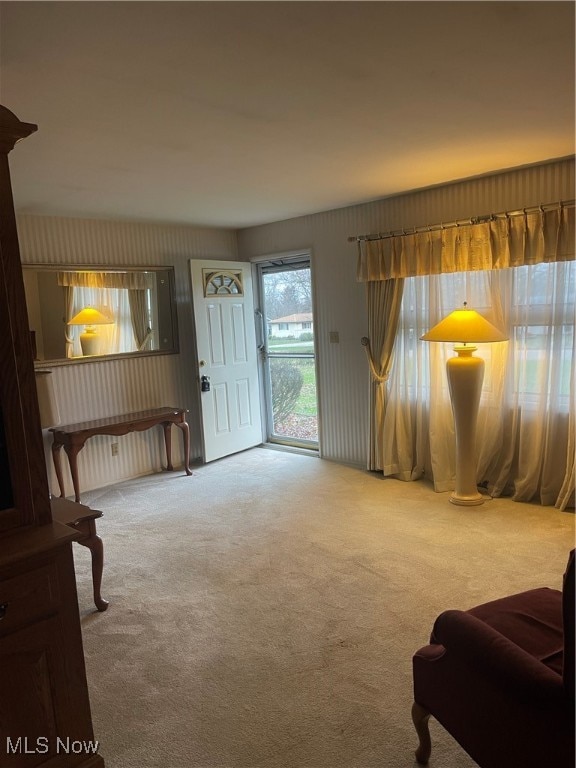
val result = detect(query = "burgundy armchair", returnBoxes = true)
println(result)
[412,549,575,768]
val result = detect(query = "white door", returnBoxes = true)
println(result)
[189,259,263,462]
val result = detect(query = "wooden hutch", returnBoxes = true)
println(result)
[0,105,104,766]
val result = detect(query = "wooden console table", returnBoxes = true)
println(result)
[50,496,109,612]
[50,406,192,503]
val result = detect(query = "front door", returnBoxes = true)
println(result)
[189,259,262,462]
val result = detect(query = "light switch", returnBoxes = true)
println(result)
[329,331,339,344]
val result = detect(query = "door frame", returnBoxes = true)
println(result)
[250,249,322,455]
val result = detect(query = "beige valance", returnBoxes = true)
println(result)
[357,206,575,281]
[57,270,154,290]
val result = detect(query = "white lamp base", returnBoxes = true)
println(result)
[79,327,99,356]
[446,346,485,507]
[450,490,484,506]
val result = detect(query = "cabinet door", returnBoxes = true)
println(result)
[0,548,99,767]
[1,616,66,767]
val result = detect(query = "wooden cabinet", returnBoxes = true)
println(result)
[0,105,104,767]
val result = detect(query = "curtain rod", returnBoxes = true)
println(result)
[348,199,575,244]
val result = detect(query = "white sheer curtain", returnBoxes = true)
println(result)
[383,261,575,508]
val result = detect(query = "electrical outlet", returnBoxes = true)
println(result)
[111,443,119,456]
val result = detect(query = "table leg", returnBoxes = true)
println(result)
[76,520,109,612]
[64,442,83,503]
[163,423,174,470]
[51,441,66,498]
[176,420,193,476]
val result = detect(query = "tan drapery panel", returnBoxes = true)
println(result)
[64,285,75,358]
[364,278,404,470]
[128,289,151,350]
[357,206,575,282]
[557,412,575,510]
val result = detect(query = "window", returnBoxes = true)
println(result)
[395,262,574,407]
[203,269,243,296]
[383,260,575,503]
[507,263,574,406]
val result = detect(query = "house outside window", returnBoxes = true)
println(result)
[269,313,314,338]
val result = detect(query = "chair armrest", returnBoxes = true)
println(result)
[431,609,565,701]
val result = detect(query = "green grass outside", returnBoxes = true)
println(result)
[270,356,317,417]
[268,338,315,354]
[289,358,317,416]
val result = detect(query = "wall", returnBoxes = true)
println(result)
[237,158,575,466]
[17,214,237,497]
[16,158,574,495]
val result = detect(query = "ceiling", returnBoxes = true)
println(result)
[1,1,574,229]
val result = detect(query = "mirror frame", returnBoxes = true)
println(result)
[23,264,180,367]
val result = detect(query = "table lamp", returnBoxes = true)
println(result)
[421,303,508,506]
[68,307,112,356]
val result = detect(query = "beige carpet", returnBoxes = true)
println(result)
[74,447,575,768]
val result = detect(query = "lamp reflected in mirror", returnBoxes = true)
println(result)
[68,306,113,357]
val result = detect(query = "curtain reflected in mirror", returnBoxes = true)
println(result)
[23,266,178,364]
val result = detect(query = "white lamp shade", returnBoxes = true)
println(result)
[421,307,508,344]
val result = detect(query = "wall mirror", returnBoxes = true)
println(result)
[23,265,179,365]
